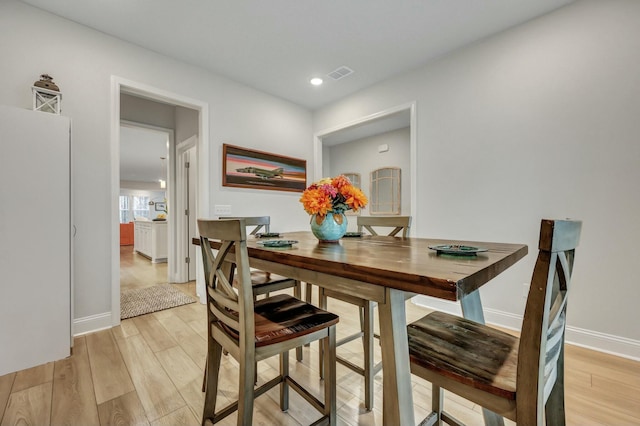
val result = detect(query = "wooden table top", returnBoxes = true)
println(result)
[195,231,528,302]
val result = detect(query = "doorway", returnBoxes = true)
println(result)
[119,122,171,292]
[110,77,210,327]
[313,102,418,234]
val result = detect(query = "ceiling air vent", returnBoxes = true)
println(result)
[327,66,354,81]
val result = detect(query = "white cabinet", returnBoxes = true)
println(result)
[134,220,167,263]
[0,105,71,376]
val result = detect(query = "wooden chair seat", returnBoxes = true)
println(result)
[220,293,339,347]
[408,310,518,400]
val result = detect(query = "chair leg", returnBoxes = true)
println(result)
[201,359,207,392]
[305,282,313,304]
[324,325,337,425]
[294,281,303,361]
[238,349,256,425]
[280,350,290,411]
[432,385,443,426]
[202,338,223,425]
[304,283,313,350]
[481,409,506,426]
[363,302,374,411]
[319,288,327,379]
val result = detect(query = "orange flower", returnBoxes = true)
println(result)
[299,188,333,216]
[332,175,351,190]
[300,175,368,215]
[341,185,368,212]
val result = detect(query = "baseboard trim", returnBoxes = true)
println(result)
[73,312,112,336]
[411,296,640,362]
[565,325,640,362]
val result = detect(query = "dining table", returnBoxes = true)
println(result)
[196,231,528,425]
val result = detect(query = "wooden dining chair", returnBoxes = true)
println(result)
[221,216,307,361]
[357,215,412,238]
[318,215,411,410]
[408,219,581,426]
[198,218,338,425]
[223,216,301,294]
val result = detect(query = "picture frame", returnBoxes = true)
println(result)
[222,144,307,192]
[155,202,167,212]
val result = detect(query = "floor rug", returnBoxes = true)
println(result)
[121,284,197,320]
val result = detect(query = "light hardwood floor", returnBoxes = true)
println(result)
[120,245,170,293]
[1,246,639,425]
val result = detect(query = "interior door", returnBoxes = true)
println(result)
[186,145,197,280]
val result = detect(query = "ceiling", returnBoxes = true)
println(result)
[322,109,411,146]
[20,0,573,110]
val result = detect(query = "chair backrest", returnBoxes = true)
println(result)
[198,219,255,353]
[517,219,581,422]
[357,216,411,237]
[222,216,270,235]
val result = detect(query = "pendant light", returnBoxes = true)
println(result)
[159,157,166,189]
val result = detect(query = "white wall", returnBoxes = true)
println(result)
[314,0,640,357]
[0,0,313,325]
[326,127,411,219]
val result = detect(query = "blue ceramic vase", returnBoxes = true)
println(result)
[310,212,347,242]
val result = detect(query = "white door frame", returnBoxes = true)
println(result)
[313,102,418,234]
[176,136,198,282]
[110,76,210,326]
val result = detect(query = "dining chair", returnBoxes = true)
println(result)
[407,219,581,426]
[318,215,411,410]
[198,218,338,425]
[357,215,412,238]
[222,216,306,360]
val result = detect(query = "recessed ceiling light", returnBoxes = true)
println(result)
[310,77,323,86]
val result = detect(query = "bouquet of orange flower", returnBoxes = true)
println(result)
[300,175,368,217]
